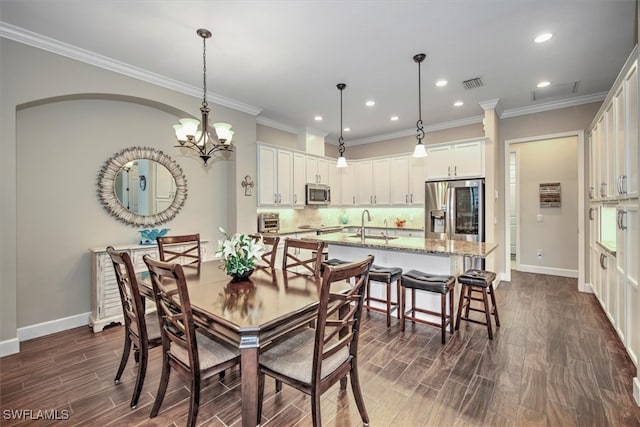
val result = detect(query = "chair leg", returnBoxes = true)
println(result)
[365,280,371,312]
[150,352,171,418]
[311,390,322,427]
[481,288,493,340]
[349,361,370,425]
[400,286,406,332]
[257,373,265,422]
[440,293,446,344]
[275,379,282,392]
[489,283,501,327]
[130,345,148,408]
[455,285,466,331]
[187,374,201,427]
[114,335,132,384]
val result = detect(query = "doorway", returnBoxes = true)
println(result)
[503,131,586,291]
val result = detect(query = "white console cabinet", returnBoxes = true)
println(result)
[89,241,207,332]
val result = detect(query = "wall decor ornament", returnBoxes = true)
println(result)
[97,146,187,227]
[241,175,254,196]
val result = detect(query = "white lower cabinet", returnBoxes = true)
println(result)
[620,205,639,365]
[89,242,207,333]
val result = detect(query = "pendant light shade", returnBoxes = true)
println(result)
[336,83,348,168]
[412,53,428,158]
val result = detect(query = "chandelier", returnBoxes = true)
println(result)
[173,29,234,166]
[412,53,427,158]
[336,83,348,168]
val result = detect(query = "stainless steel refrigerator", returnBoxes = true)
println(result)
[425,178,485,242]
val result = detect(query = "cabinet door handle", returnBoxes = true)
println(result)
[374,195,377,204]
[600,182,607,197]
[454,166,457,176]
[589,208,594,220]
[621,175,627,194]
[274,194,278,204]
[405,194,408,203]
[617,176,622,194]
[620,211,628,230]
[410,194,413,203]
[600,253,605,269]
[589,186,594,199]
[294,194,297,204]
[353,196,355,205]
[448,166,451,176]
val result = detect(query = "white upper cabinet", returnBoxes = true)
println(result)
[389,156,425,205]
[339,163,357,206]
[356,161,373,205]
[372,158,390,205]
[623,61,638,198]
[293,152,306,207]
[425,139,485,181]
[257,144,293,206]
[306,156,330,185]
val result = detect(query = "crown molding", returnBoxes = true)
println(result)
[256,116,299,134]
[500,92,607,118]
[298,126,328,138]
[479,98,503,117]
[344,115,484,146]
[0,22,263,116]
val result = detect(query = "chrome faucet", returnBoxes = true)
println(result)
[361,209,371,242]
[383,218,389,243]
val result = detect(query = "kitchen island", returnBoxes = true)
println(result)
[304,232,498,324]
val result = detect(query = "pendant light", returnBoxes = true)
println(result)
[173,29,234,166]
[412,53,428,158]
[336,83,348,167]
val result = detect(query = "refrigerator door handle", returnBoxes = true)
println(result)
[447,186,454,241]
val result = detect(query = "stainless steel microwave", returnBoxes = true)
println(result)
[305,184,331,205]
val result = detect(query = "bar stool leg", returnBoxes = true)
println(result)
[396,279,401,319]
[449,287,454,333]
[365,280,371,312]
[481,288,493,340]
[440,293,446,344]
[400,286,406,332]
[386,282,391,327]
[489,283,501,327]
[411,288,416,320]
[455,284,466,331]
[464,285,472,318]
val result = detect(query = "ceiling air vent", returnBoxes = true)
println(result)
[462,77,484,90]
[532,81,579,101]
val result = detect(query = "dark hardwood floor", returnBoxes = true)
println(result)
[2,270,640,426]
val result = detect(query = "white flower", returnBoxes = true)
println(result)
[216,228,265,275]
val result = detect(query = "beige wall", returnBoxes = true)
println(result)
[1,39,257,342]
[256,124,297,149]
[514,136,579,270]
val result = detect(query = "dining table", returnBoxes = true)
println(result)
[137,259,351,427]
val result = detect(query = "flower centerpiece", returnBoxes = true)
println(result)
[216,227,265,281]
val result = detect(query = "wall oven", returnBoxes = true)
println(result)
[305,184,331,205]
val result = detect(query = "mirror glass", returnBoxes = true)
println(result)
[114,160,177,216]
[98,147,187,227]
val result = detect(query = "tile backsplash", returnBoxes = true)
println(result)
[258,207,425,230]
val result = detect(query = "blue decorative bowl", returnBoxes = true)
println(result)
[139,228,170,245]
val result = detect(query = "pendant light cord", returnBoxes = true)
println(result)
[416,56,425,143]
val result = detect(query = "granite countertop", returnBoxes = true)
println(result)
[267,224,424,236]
[303,233,497,258]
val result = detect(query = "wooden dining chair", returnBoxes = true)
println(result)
[106,246,162,409]
[250,234,280,269]
[257,254,375,427]
[282,238,325,277]
[143,255,241,427]
[156,233,201,267]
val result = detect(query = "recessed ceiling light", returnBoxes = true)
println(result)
[534,33,553,43]
[436,80,448,87]
[453,101,464,107]
[344,127,351,132]
[390,116,399,121]
[365,100,375,107]
[314,115,323,121]
[537,81,551,88]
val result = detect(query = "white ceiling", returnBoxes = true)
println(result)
[0,1,636,145]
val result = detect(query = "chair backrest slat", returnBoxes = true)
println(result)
[312,255,374,385]
[157,234,202,267]
[144,255,200,372]
[250,234,280,269]
[107,246,148,342]
[282,238,325,277]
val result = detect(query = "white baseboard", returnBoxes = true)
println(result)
[17,312,90,342]
[580,281,594,293]
[517,264,578,278]
[634,377,640,406]
[0,337,20,357]
[495,272,507,289]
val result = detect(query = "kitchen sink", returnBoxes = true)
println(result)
[348,234,398,240]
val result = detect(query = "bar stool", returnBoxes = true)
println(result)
[366,265,403,327]
[400,270,456,344]
[455,269,500,340]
